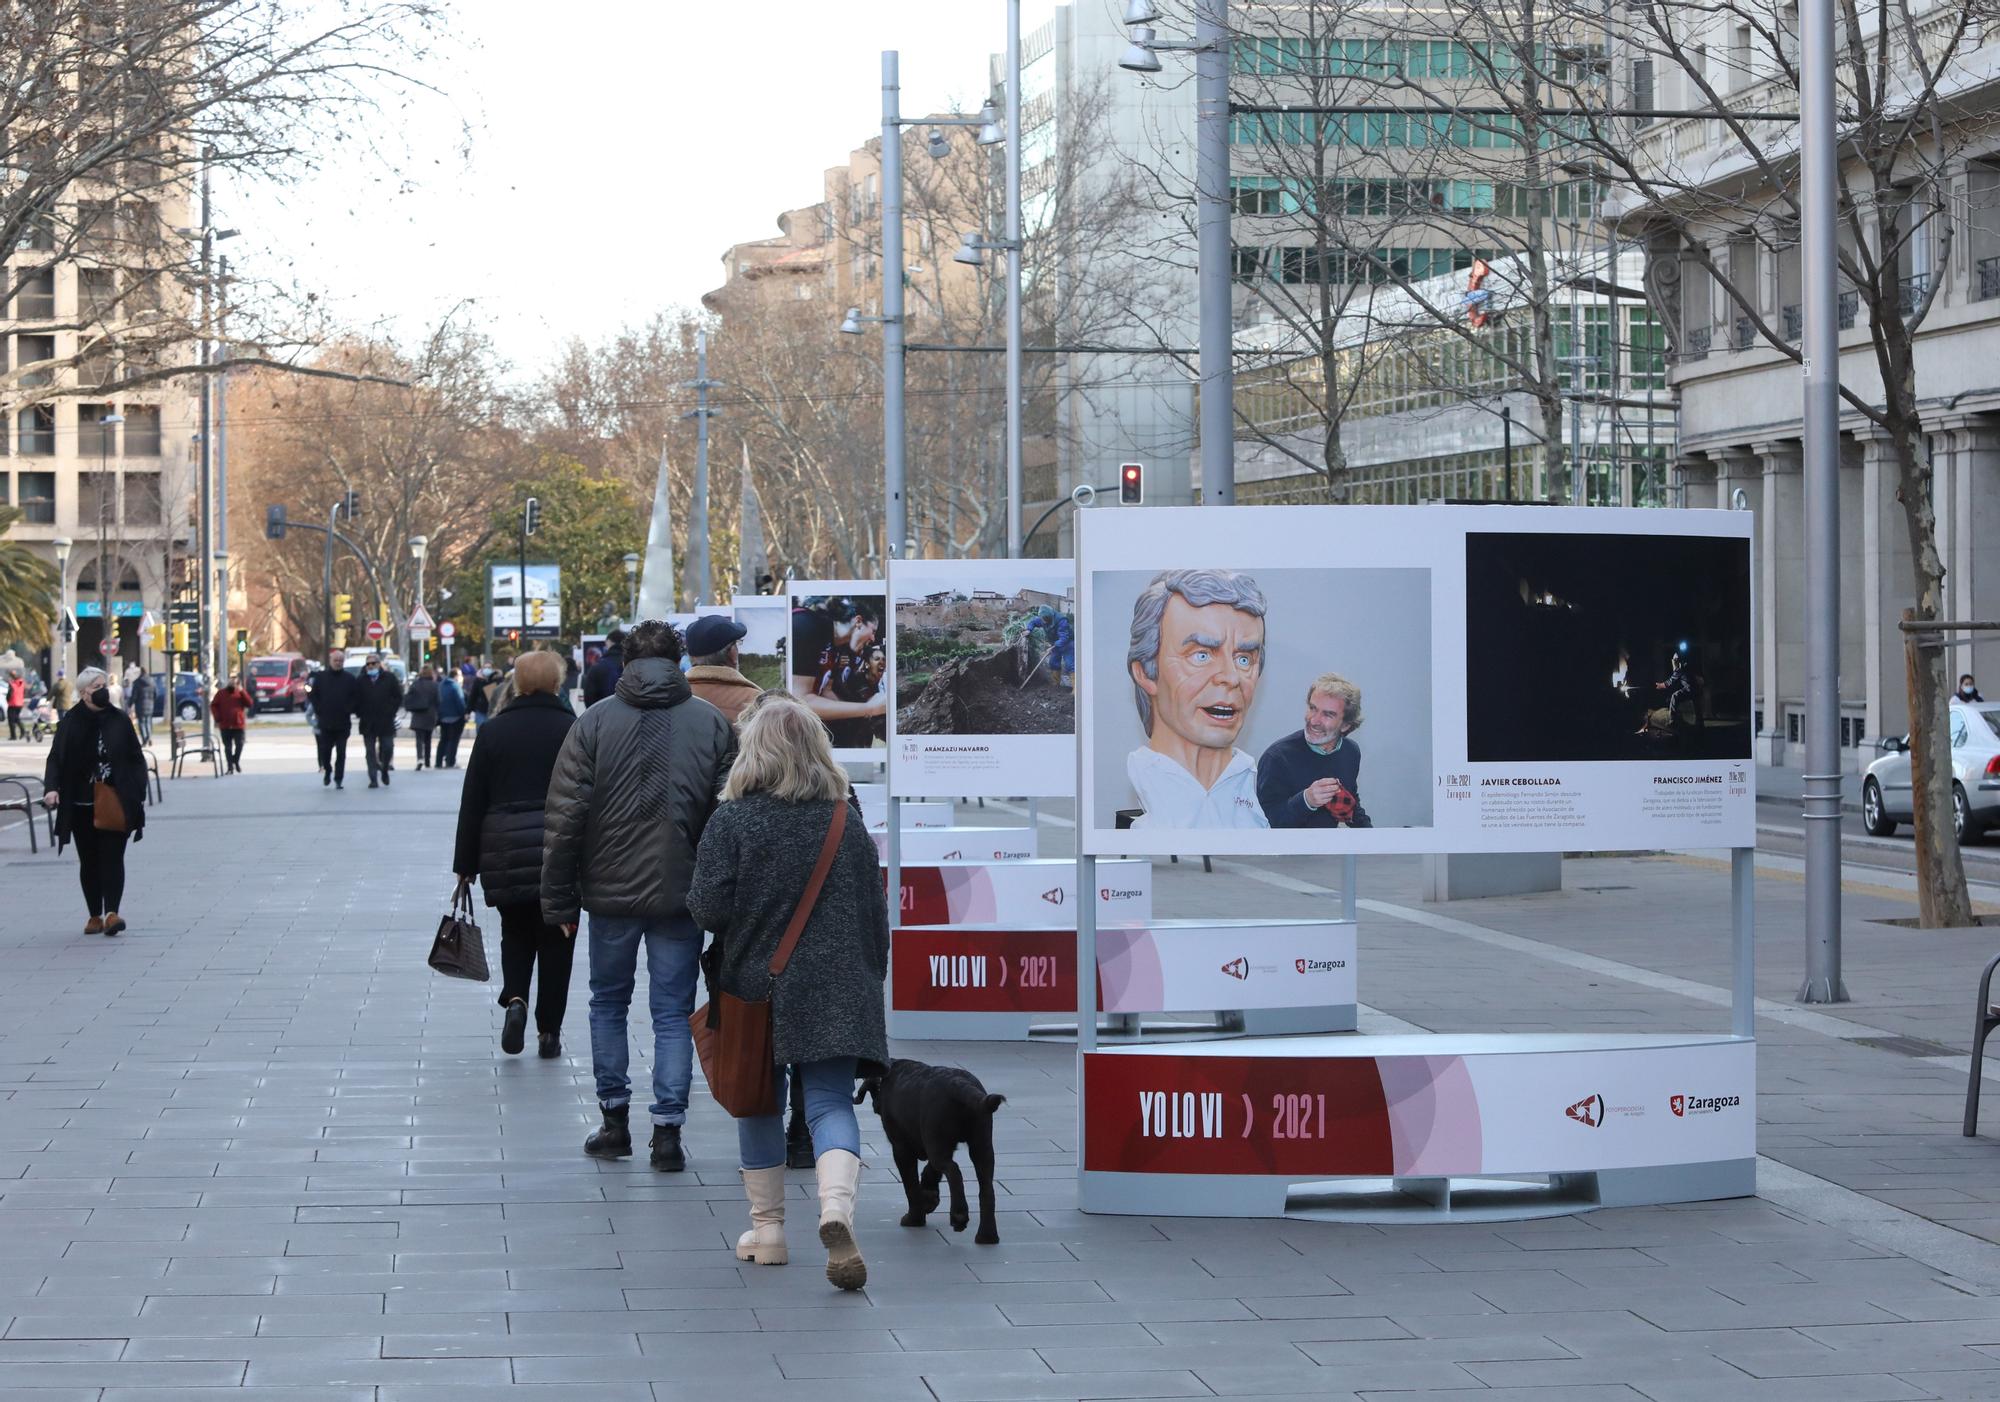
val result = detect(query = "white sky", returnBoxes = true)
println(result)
[232,0,1006,382]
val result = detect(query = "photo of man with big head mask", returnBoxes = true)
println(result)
[1124,569,1270,829]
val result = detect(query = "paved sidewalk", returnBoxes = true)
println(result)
[6,757,2000,1399]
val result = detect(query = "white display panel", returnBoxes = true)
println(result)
[1077,505,1755,856]
[871,825,1038,863]
[887,557,1078,798]
[861,799,954,831]
[887,857,1152,926]
[787,581,887,761]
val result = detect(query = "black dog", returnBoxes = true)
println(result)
[854,1059,1005,1245]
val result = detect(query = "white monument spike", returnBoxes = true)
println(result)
[738,439,766,596]
[636,443,677,619]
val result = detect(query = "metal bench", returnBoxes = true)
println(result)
[0,773,50,853]
[170,724,222,780]
[1964,954,2000,1135]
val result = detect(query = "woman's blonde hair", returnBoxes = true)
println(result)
[513,649,563,696]
[722,693,849,803]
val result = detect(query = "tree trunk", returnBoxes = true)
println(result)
[1894,421,1977,927]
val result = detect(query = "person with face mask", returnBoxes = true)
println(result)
[41,667,147,935]
[1961,675,1985,704]
[306,648,362,788]
[355,653,404,788]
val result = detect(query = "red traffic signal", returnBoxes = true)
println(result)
[1119,462,1143,505]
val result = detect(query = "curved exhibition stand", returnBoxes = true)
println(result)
[1077,1032,1755,1221]
[891,917,1357,1042]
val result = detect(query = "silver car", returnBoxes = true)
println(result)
[1861,701,2000,839]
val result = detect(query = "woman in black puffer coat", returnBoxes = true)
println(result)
[452,649,576,1058]
[43,666,148,936]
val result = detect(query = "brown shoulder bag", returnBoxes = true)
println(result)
[690,799,847,1118]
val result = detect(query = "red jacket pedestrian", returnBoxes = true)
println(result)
[209,684,254,730]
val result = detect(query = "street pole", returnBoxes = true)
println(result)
[1004,0,1024,557]
[518,513,528,657]
[195,151,214,748]
[215,253,230,687]
[323,500,339,650]
[1799,0,1847,1002]
[882,50,908,561]
[1195,0,1233,506]
[1502,405,1514,501]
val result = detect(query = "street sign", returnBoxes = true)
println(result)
[98,638,118,657]
[364,620,386,642]
[437,620,456,641]
[407,603,435,632]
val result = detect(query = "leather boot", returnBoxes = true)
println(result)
[815,1149,866,1291]
[735,1166,789,1265]
[583,1104,632,1158]
[650,1123,686,1172]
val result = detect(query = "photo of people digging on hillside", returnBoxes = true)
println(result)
[895,584,1077,738]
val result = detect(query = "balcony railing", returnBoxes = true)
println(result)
[1898,272,1931,318]
[17,425,55,456]
[1783,304,1802,341]
[1681,325,1711,362]
[19,498,55,525]
[1838,290,1859,329]
[1979,256,2000,302]
[1732,315,1756,351]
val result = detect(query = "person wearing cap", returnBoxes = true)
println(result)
[683,615,761,725]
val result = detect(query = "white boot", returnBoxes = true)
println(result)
[815,1149,866,1291]
[735,1166,789,1265]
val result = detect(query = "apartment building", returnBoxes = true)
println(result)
[1607,0,2000,769]
[2,177,199,680]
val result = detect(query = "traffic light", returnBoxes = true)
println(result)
[265,504,287,540]
[332,593,352,624]
[341,489,360,519]
[523,496,541,536]
[233,629,249,656]
[332,627,347,650]
[170,623,190,653]
[530,597,546,625]
[145,623,166,651]
[1119,462,1144,505]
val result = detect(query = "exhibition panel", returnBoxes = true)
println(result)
[889,917,1357,1041]
[886,556,1079,798]
[1077,1033,1756,1218]
[861,800,954,831]
[871,825,1039,863]
[886,856,1152,926]
[1075,505,1755,858]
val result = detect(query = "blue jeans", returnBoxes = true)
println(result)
[737,1058,861,1170]
[587,913,702,1125]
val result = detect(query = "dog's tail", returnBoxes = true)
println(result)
[854,1075,882,1108]
[982,1093,1006,1115]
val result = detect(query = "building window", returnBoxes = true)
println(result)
[1787,711,1802,744]
[17,333,56,387]
[78,472,116,527]
[126,271,160,315]
[124,404,162,456]
[1231,176,1292,216]
[15,264,55,320]
[18,405,55,456]
[1628,306,1668,389]
[19,470,55,523]
[22,208,55,252]
[1232,247,1269,283]
[78,200,117,254]
[76,339,118,389]
[78,403,118,454]
[80,267,117,321]
[124,472,161,526]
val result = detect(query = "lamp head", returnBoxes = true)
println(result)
[926,128,950,159]
[1118,29,1164,72]
[839,307,865,335]
[976,100,1005,146]
[622,552,640,574]
[1121,0,1160,23]
[408,535,427,561]
[952,231,985,267]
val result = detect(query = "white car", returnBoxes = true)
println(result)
[1861,700,2000,840]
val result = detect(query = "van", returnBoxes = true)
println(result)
[246,653,311,711]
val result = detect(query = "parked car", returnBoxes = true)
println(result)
[1861,700,2000,840]
[246,653,311,712]
[147,672,206,722]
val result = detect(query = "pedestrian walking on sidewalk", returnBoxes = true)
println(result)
[406,665,440,769]
[541,618,736,1173]
[453,650,577,1059]
[306,648,361,789]
[687,693,888,1291]
[6,668,25,740]
[435,671,468,768]
[127,670,151,743]
[355,652,403,788]
[583,628,624,708]
[41,667,147,937]
[209,676,254,773]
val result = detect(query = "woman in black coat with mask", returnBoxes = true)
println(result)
[42,666,148,936]
[451,649,577,1057]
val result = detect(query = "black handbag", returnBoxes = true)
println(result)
[428,883,491,982]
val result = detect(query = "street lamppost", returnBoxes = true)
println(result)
[212,550,229,695]
[408,535,428,671]
[622,552,640,623]
[1119,0,1234,505]
[92,413,123,661]
[52,535,73,680]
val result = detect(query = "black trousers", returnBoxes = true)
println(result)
[5,705,21,739]
[221,729,244,770]
[496,901,576,1033]
[73,824,130,916]
[316,729,349,783]
[436,720,466,767]
[413,726,434,766]
[362,727,395,782]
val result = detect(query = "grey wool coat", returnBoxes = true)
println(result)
[686,793,890,1074]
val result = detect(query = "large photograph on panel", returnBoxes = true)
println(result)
[1088,565,1435,838]
[787,582,887,760]
[1463,532,1754,762]
[888,557,1077,797]
[731,595,787,691]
